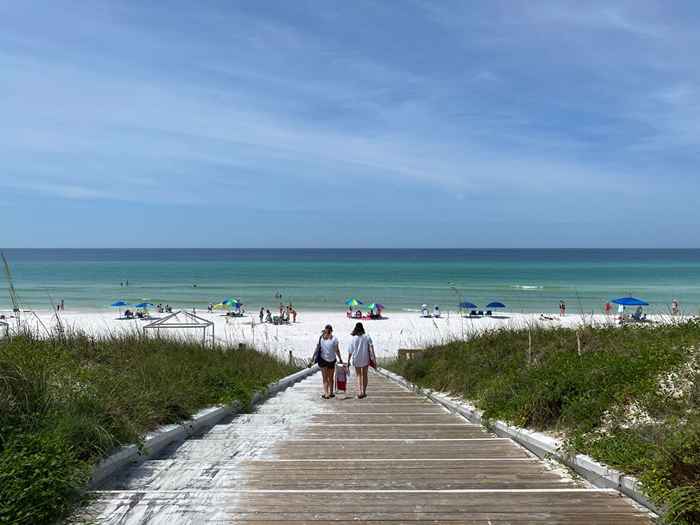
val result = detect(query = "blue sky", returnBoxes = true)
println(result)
[1,1,698,248]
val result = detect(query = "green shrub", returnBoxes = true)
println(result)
[387,321,700,524]
[0,332,297,524]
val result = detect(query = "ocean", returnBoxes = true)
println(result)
[1,249,699,314]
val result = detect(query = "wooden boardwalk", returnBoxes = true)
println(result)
[83,371,652,523]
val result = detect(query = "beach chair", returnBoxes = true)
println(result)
[469,310,478,317]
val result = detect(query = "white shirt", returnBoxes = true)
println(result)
[349,334,374,367]
[319,336,339,362]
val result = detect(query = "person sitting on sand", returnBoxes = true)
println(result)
[354,309,362,319]
[265,309,272,323]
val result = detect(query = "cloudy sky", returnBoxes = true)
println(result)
[1,1,698,247]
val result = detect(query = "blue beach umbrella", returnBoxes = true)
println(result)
[223,298,241,306]
[345,298,363,307]
[459,301,478,309]
[612,297,649,306]
[111,300,129,308]
[367,303,384,310]
[134,302,154,309]
[486,301,506,309]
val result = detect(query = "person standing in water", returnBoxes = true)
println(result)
[347,322,375,399]
[316,325,344,399]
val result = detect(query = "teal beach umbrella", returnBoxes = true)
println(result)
[345,298,363,307]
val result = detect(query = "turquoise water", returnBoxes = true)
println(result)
[1,249,699,314]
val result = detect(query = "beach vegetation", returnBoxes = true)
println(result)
[387,320,700,524]
[0,331,297,525]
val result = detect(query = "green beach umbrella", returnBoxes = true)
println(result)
[345,298,363,307]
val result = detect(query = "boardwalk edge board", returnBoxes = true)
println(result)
[89,365,320,488]
[375,367,660,517]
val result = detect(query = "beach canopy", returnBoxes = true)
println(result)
[486,301,506,309]
[223,298,241,306]
[368,303,384,310]
[612,297,649,306]
[213,302,228,310]
[134,302,154,309]
[111,300,129,307]
[459,301,478,309]
[345,298,363,306]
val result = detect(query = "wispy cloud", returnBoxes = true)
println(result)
[0,1,698,246]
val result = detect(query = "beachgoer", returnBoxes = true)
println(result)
[120,282,123,287]
[126,280,129,286]
[604,302,612,315]
[317,324,344,399]
[348,322,375,398]
[559,301,566,316]
[354,309,362,319]
[208,303,213,313]
[292,308,297,323]
[259,307,264,323]
[265,309,272,323]
[671,298,679,316]
[433,305,440,318]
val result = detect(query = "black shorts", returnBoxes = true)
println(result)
[318,357,336,369]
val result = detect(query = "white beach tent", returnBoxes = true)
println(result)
[143,310,215,346]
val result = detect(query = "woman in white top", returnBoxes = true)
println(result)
[317,324,344,399]
[347,322,375,399]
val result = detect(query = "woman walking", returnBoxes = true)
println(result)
[348,322,375,399]
[317,324,344,399]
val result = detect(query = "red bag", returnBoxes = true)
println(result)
[335,365,347,391]
[369,350,377,369]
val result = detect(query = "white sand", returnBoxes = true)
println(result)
[5,308,649,360]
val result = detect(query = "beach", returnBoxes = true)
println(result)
[9,308,675,360]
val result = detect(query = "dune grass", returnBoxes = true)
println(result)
[386,321,700,524]
[0,332,298,525]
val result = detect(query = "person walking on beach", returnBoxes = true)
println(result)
[259,307,264,323]
[671,298,679,316]
[316,325,344,399]
[348,322,375,399]
[559,300,566,316]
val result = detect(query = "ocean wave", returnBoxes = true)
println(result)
[512,285,544,290]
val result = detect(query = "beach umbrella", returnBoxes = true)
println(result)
[345,298,363,306]
[134,302,154,309]
[111,300,129,307]
[612,297,649,306]
[486,301,506,309]
[459,301,478,309]
[368,303,384,310]
[223,298,241,306]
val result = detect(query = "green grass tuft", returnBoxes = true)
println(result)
[0,332,298,525]
[387,321,700,524]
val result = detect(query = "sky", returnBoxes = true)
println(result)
[1,1,699,248]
